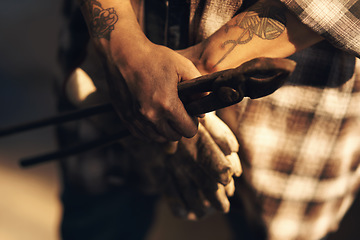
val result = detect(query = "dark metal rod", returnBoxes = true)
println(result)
[0,66,239,139]
[16,58,296,168]
[20,130,130,168]
[0,103,113,137]
[0,84,192,138]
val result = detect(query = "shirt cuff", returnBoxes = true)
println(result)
[280,0,360,57]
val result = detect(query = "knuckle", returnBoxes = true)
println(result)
[170,134,182,142]
[184,121,198,138]
[159,98,173,114]
[152,94,174,115]
[140,107,158,123]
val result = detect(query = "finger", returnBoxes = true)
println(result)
[201,183,230,213]
[215,183,231,213]
[174,178,208,219]
[168,101,199,138]
[213,183,231,213]
[155,119,183,141]
[201,113,239,155]
[169,127,231,215]
[195,124,234,185]
[167,60,202,138]
[128,118,167,142]
[177,151,219,193]
[107,73,169,142]
[168,160,208,218]
[186,212,198,221]
[177,57,202,82]
[139,95,197,140]
[163,141,179,154]
[176,153,231,213]
[227,152,242,177]
[164,180,189,219]
[224,178,235,197]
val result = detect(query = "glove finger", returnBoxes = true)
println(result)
[224,178,235,197]
[191,174,228,213]
[184,159,231,213]
[164,179,189,219]
[214,183,231,213]
[226,152,242,177]
[163,141,179,154]
[201,112,239,155]
[195,124,233,185]
[167,158,208,219]
[202,182,230,213]
[169,148,219,192]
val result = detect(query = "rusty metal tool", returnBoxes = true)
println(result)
[0,58,296,167]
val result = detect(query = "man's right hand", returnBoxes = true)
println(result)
[106,42,201,142]
[80,0,201,142]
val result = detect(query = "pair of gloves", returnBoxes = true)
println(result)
[65,68,242,220]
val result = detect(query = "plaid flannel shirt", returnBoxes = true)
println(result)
[190,0,360,239]
[219,56,360,240]
[280,0,360,58]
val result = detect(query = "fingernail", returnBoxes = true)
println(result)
[203,200,211,208]
[163,141,178,154]
[187,212,198,221]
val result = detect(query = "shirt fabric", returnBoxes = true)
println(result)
[192,1,360,240]
[176,0,360,239]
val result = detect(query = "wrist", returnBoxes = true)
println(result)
[107,33,153,72]
[80,0,150,61]
[177,42,221,75]
[190,40,250,74]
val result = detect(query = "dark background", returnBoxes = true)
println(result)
[0,1,61,239]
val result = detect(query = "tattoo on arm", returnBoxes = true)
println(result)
[81,0,119,40]
[213,3,286,68]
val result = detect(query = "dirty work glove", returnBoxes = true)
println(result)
[164,112,242,220]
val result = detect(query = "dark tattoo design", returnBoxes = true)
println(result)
[82,0,119,40]
[214,3,286,68]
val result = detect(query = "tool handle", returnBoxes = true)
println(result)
[18,57,296,168]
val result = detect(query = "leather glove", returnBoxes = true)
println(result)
[164,112,242,220]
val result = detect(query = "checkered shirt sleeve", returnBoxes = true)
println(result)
[280,0,360,57]
[219,56,360,240]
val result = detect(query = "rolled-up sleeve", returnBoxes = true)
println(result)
[280,0,360,57]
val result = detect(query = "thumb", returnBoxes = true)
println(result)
[163,141,179,154]
[177,58,202,82]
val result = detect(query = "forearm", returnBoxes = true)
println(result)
[79,0,150,66]
[78,0,202,141]
[184,0,323,74]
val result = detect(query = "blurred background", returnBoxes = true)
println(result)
[0,1,62,239]
[0,1,358,240]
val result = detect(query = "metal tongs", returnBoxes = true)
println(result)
[0,58,296,167]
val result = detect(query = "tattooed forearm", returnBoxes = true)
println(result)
[81,0,118,40]
[214,2,286,68]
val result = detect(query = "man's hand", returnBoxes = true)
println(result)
[106,42,201,142]
[80,0,201,142]
[65,67,242,218]
[178,0,322,75]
